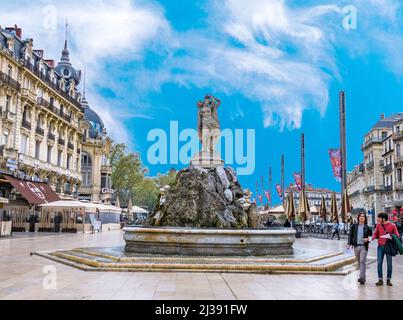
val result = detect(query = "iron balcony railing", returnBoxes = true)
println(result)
[366,161,374,170]
[67,142,74,150]
[58,138,65,146]
[21,120,31,130]
[384,163,393,173]
[0,71,20,91]
[362,136,384,149]
[35,127,44,136]
[47,133,55,141]
[37,98,71,123]
[23,59,82,110]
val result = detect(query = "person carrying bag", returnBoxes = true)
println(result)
[372,213,401,286]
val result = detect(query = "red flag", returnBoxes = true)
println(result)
[264,191,271,202]
[293,172,302,191]
[258,195,263,204]
[275,184,282,199]
[329,148,342,182]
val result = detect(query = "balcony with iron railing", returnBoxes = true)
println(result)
[23,60,82,110]
[67,142,74,150]
[21,120,31,130]
[366,161,374,170]
[394,155,403,165]
[383,185,393,192]
[363,186,375,193]
[396,182,403,191]
[349,190,360,198]
[393,130,403,141]
[0,70,20,91]
[37,98,72,123]
[35,126,44,136]
[384,163,393,173]
[0,106,16,123]
[58,137,65,146]
[47,132,55,141]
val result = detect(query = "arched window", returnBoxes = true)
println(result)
[81,152,92,187]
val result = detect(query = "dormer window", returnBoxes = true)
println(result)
[63,68,71,78]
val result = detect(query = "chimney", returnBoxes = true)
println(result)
[380,113,385,120]
[45,59,55,68]
[16,26,22,38]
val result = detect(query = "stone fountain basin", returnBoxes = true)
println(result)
[123,226,296,256]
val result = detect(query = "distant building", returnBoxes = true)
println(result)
[285,183,341,211]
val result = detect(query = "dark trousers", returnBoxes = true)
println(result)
[377,246,393,280]
[332,230,340,239]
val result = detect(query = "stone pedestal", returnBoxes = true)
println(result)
[190,151,224,168]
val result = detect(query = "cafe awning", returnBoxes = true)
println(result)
[4,175,60,205]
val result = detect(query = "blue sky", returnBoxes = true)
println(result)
[1,0,403,204]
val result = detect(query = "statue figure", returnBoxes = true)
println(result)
[197,95,221,154]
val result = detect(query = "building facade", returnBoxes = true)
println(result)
[285,183,341,211]
[0,25,112,218]
[348,113,403,222]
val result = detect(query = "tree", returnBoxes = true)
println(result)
[110,143,178,211]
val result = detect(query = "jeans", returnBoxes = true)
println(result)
[377,246,393,280]
[332,230,340,239]
[354,246,368,280]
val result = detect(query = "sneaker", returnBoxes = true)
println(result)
[358,278,365,285]
[376,280,384,286]
[386,280,393,287]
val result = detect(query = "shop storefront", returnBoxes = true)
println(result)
[0,173,60,233]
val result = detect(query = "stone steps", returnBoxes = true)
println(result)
[33,247,370,275]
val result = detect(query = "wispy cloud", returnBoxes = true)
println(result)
[0,0,170,146]
[2,0,402,141]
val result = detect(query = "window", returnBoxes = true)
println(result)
[35,141,41,159]
[7,65,12,78]
[397,144,401,157]
[66,154,71,170]
[5,95,11,111]
[20,135,28,154]
[81,152,92,187]
[101,174,111,189]
[397,126,400,133]
[57,150,62,167]
[398,169,402,183]
[47,145,52,163]
[2,130,9,146]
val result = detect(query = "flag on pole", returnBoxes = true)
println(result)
[293,172,302,191]
[328,148,342,182]
[275,184,282,199]
[264,191,271,202]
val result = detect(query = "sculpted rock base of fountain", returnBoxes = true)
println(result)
[147,165,257,229]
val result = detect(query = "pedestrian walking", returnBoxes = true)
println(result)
[347,213,372,284]
[284,219,291,228]
[372,213,400,286]
[332,222,340,240]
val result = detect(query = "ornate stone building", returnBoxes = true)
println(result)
[0,25,83,198]
[348,113,403,222]
[78,92,112,203]
[0,25,112,209]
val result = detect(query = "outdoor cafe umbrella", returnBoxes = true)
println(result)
[285,192,296,222]
[127,198,133,220]
[340,189,350,223]
[330,192,339,223]
[298,189,310,222]
[115,196,121,209]
[320,195,327,222]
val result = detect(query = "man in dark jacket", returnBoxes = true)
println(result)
[347,213,373,284]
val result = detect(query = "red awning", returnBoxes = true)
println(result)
[5,175,60,205]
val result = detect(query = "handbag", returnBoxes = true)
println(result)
[381,224,398,256]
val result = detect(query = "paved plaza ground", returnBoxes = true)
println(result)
[0,230,402,300]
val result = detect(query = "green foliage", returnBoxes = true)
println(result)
[110,142,177,211]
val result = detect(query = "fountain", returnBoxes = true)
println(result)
[123,95,296,256]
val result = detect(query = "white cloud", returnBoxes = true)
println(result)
[2,0,402,138]
[0,0,170,146]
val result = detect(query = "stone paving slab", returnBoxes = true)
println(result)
[0,230,402,300]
